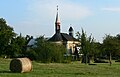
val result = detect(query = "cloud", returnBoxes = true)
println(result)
[27,0,92,21]
[102,7,120,12]
[60,4,91,20]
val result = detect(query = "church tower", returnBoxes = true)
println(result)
[55,5,60,33]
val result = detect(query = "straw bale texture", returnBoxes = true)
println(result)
[10,58,32,73]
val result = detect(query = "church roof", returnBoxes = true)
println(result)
[61,33,74,41]
[48,33,78,42]
[48,33,63,41]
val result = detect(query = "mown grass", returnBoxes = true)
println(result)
[0,58,120,77]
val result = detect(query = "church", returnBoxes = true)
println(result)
[48,6,80,54]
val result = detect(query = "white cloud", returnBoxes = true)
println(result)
[102,7,120,12]
[27,0,92,21]
[60,4,91,20]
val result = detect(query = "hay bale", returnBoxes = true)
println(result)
[10,58,32,73]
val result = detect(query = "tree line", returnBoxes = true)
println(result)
[0,18,120,63]
[76,29,120,64]
[0,18,66,63]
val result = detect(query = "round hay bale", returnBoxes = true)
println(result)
[10,58,32,73]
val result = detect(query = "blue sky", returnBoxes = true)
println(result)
[0,0,120,42]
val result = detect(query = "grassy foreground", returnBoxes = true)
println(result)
[0,58,120,77]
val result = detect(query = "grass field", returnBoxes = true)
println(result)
[0,58,120,77]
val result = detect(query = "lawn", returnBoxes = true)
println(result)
[0,58,120,77]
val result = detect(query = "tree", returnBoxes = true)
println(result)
[76,29,97,64]
[102,34,120,65]
[0,18,16,56]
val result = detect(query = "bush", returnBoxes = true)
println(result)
[25,48,37,61]
[32,37,66,63]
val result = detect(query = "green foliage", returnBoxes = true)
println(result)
[0,18,34,58]
[8,35,26,58]
[25,48,37,60]
[92,42,102,58]
[102,34,120,59]
[79,29,95,63]
[32,36,66,63]
[76,28,102,63]
[0,18,16,56]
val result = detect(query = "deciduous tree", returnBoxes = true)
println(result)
[0,18,16,56]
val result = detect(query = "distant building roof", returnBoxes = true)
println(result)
[48,33,78,42]
[48,33,62,41]
[27,38,36,46]
[61,33,74,41]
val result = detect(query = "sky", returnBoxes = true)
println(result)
[0,0,120,42]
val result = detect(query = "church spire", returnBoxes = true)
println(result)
[55,5,60,33]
